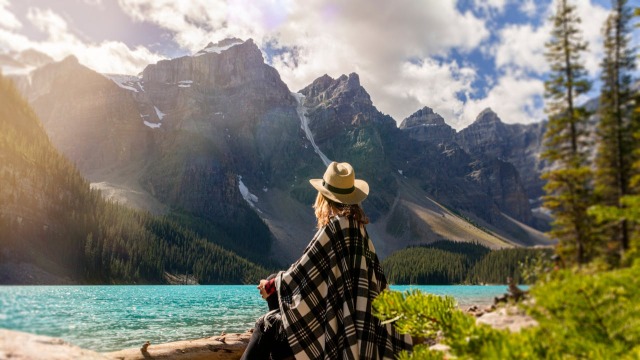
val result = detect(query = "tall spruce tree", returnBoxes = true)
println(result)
[542,0,594,265]
[590,7,640,265]
[593,0,637,263]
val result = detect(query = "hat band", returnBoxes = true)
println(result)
[322,180,355,195]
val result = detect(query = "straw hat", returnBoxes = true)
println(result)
[309,162,369,205]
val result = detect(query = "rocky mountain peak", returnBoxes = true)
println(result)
[299,72,372,108]
[141,37,290,101]
[339,72,361,90]
[61,55,80,65]
[399,106,455,143]
[16,49,54,68]
[399,106,447,129]
[474,108,502,126]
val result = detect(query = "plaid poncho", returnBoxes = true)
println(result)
[274,216,412,359]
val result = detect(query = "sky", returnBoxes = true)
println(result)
[0,0,637,130]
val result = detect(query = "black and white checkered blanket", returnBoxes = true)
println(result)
[275,216,412,359]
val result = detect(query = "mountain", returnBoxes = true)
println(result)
[399,106,456,145]
[455,108,549,229]
[0,74,267,284]
[456,108,547,200]
[4,39,553,267]
[0,48,53,76]
[298,73,550,252]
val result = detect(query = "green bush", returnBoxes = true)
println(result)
[373,263,640,359]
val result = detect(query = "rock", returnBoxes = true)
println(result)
[476,306,538,332]
[429,343,451,352]
[456,108,548,207]
[0,329,108,360]
[399,107,455,144]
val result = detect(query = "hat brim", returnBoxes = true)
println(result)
[309,179,369,205]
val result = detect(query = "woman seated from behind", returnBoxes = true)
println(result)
[241,162,412,360]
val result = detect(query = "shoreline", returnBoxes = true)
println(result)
[0,329,253,360]
[1,303,537,360]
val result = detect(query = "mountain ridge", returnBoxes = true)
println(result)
[2,39,553,265]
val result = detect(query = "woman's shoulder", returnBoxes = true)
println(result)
[328,215,363,231]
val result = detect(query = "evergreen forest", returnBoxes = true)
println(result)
[0,75,267,284]
[382,241,550,285]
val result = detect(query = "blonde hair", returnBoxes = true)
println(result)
[313,192,369,229]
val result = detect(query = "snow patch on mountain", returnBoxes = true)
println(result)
[154,106,166,120]
[103,74,143,93]
[238,175,261,212]
[143,121,161,129]
[292,92,331,166]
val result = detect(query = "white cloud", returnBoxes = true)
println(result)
[1,0,613,130]
[473,0,508,14]
[0,0,21,30]
[117,0,235,51]
[0,6,163,74]
[478,0,609,130]
[462,73,545,129]
[380,59,477,129]
[494,0,607,77]
[116,0,490,127]
[27,8,72,42]
[494,22,550,75]
[519,0,537,17]
[572,0,609,76]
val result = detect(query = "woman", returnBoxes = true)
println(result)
[242,162,412,359]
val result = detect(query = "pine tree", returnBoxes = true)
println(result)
[589,6,640,265]
[593,0,637,263]
[542,0,594,265]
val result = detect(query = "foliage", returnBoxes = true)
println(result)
[383,241,549,285]
[518,249,555,284]
[591,0,638,265]
[373,264,640,359]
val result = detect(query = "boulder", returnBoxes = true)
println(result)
[476,306,538,332]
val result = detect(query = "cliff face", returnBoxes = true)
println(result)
[399,106,456,145]
[457,108,547,201]
[15,56,151,179]
[298,73,399,221]
[296,74,547,250]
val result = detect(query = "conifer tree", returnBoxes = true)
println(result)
[593,0,637,263]
[542,0,594,265]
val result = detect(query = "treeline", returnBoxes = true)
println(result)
[0,75,267,284]
[382,241,550,284]
[542,0,639,267]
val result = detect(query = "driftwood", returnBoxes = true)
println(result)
[104,331,252,360]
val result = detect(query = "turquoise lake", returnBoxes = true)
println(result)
[0,285,513,352]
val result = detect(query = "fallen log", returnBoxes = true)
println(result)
[104,331,252,360]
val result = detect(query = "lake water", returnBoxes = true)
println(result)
[0,285,511,352]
